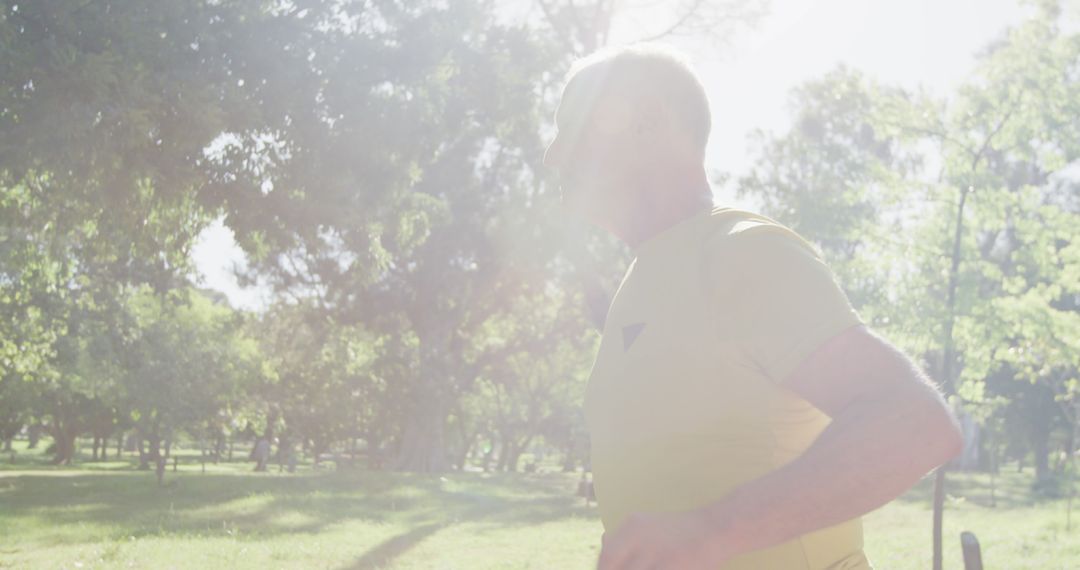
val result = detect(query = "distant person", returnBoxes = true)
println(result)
[543,44,964,570]
[252,438,270,472]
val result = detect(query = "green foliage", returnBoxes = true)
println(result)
[3,0,1076,485]
[740,3,1080,492]
[120,288,259,441]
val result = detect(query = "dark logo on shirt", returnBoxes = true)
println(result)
[622,322,647,351]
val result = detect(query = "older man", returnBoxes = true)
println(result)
[544,44,963,570]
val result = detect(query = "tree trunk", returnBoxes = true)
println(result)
[137,436,150,470]
[497,434,530,472]
[48,411,80,466]
[311,438,325,469]
[931,183,972,570]
[1066,399,1078,531]
[27,424,41,449]
[481,436,496,472]
[1034,434,1051,484]
[264,408,279,442]
[496,439,510,472]
[275,431,290,469]
[91,437,100,461]
[989,438,997,508]
[52,429,77,465]
[455,430,477,471]
[393,392,448,472]
[392,340,450,473]
[511,434,535,472]
[156,454,166,486]
[562,433,580,472]
[214,433,224,463]
[508,444,523,472]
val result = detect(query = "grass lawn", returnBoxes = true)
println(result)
[0,440,1076,569]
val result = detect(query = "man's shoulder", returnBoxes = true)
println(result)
[701,207,820,261]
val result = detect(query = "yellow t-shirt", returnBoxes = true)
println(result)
[585,207,870,570]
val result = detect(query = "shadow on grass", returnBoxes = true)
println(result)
[0,468,595,548]
[339,522,444,570]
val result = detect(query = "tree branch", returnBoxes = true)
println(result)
[634,0,707,43]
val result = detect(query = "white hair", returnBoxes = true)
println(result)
[565,43,712,152]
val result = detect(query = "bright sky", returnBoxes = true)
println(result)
[192,0,1033,311]
[696,0,1029,179]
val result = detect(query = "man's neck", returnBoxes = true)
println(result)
[608,170,714,249]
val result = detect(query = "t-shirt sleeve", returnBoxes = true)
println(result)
[706,223,862,384]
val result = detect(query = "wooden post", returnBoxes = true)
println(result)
[961,531,983,570]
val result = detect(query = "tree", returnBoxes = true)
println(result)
[739,3,1080,565]
[192,0,584,471]
[531,0,767,55]
[1,0,241,463]
[460,287,595,471]
[251,302,382,466]
[121,288,258,469]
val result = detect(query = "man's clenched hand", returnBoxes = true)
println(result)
[597,509,734,570]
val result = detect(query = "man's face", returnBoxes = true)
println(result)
[543,73,646,223]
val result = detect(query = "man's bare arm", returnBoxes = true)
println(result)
[598,325,963,569]
[697,325,963,559]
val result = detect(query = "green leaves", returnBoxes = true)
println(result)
[740,4,1080,450]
